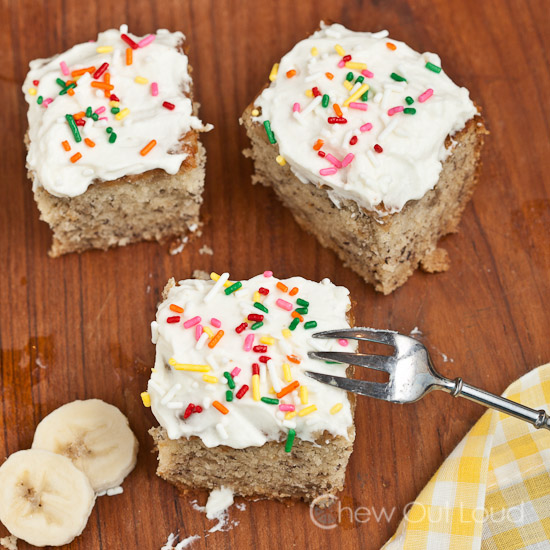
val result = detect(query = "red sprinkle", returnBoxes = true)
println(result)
[374,144,383,153]
[183,403,195,419]
[236,385,249,399]
[75,119,86,126]
[93,62,109,79]
[317,151,326,157]
[110,94,120,102]
[328,117,347,124]
[33,79,39,86]
[121,33,139,49]
[235,322,248,334]
[248,314,264,322]
[259,356,271,364]
[162,101,175,110]
[253,345,268,353]
[195,405,203,413]
[167,316,181,324]
[350,136,358,145]
[312,87,321,97]
[252,363,260,375]
[343,54,352,62]
[258,287,269,295]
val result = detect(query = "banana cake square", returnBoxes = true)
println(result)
[144,272,356,503]
[242,23,487,294]
[22,25,211,256]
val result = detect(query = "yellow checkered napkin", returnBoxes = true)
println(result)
[383,363,550,550]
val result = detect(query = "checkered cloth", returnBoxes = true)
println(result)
[382,363,550,550]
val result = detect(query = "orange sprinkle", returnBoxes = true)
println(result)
[289,287,299,296]
[61,140,71,152]
[286,69,297,78]
[169,304,184,313]
[287,354,301,364]
[291,311,304,322]
[70,152,82,163]
[212,400,229,415]
[276,380,300,399]
[67,88,75,96]
[71,67,95,77]
[276,282,288,292]
[73,111,86,120]
[91,81,114,90]
[333,104,343,117]
[325,72,334,80]
[208,329,224,349]
[126,47,133,65]
[386,42,396,51]
[84,138,95,148]
[140,139,157,156]
[104,72,111,98]
[313,139,324,151]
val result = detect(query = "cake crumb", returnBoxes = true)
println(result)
[192,270,210,280]
[419,248,450,273]
[169,236,189,256]
[0,535,17,550]
[198,245,214,256]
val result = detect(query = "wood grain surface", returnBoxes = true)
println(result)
[1,0,549,548]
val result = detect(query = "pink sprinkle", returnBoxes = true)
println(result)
[292,102,301,113]
[151,82,159,96]
[195,325,203,341]
[325,154,342,168]
[263,271,273,278]
[338,339,349,347]
[337,59,345,68]
[276,299,293,311]
[388,106,405,116]
[94,106,106,115]
[341,153,354,168]
[183,316,201,329]
[244,334,254,352]
[320,167,338,176]
[60,61,69,76]
[418,88,434,103]
[361,69,374,78]
[138,34,156,47]
[349,102,368,111]
[42,98,53,107]
[231,367,241,378]
[279,404,295,411]
[360,123,373,132]
[211,318,221,328]
[98,117,108,121]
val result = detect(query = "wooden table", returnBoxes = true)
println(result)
[1,0,549,548]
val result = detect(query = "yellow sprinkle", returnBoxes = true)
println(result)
[251,108,260,117]
[134,76,149,84]
[260,336,275,346]
[269,386,276,395]
[253,291,261,303]
[141,392,151,407]
[203,326,214,338]
[298,404,317,417]
[151,368,156,373]
[109,100,120,107]
[115,107,130,120]
[96,46,113,53]
[345,61,367,70]
[285,411,297,420]
[305,89,314,97]
[269,63,279,82]
[334,44,346,56]
[252,374,261,401]
[343,83,369,107]
[330,403,343,415]
[210,272,233,288]
[282,329,291,339]
[276,155,286,166]
[299,385,308,405]
[28,87,37,96]
[171,362,211,372]
[282,363,292,383]
[343,80,353,91]
[202,374,218,384]
[311,47,319,56]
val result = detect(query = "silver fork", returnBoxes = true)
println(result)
[307,328,550,430]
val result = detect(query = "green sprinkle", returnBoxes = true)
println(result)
[295,307,308,315]
[65,114,82,143]
[296,298,309,307]
[325,361,340,364]
[321,94,329,108]
[251,321,264,330]
[304,321,318,329]
[108,132,117,144]
[285,429,296,452]
[224,281,242,295]
[106,126,113,133]
[111,107,120,114]
[226,390,234,402]
[346,72,354,82]
[405,96,414,105]
[355,75,364,84]
[59,82,76,95]
[86,106,92,118]
[404,108,416,114]
[37,96,43,105]
[361,90,369,101]
[261,397,279,405]
[263,120,277,144]
[91,113,99,121]
[425,62,441,73]
[254,302,269,313]
[223,371,235,389]
[390,72,407,82]
[289,318,300,331]
[56,78,66,87]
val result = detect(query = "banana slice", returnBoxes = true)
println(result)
[32,399,138,492]
[0,449,95,547]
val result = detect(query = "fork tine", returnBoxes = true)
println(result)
[305,371,391,400]
[308,351,395,373]
[312,327,397,346]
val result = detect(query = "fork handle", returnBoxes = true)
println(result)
[450,378,550,430]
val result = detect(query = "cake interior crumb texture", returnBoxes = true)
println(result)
[242,105,487,294]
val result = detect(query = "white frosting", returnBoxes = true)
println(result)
[205,486,234,519]
[148,273,355,449]
[254,23,477,213]
[23,26,211,198]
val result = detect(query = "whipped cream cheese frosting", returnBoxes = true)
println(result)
[254,23,477,213]
[23,25,211,198]
[146,273,355,449]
